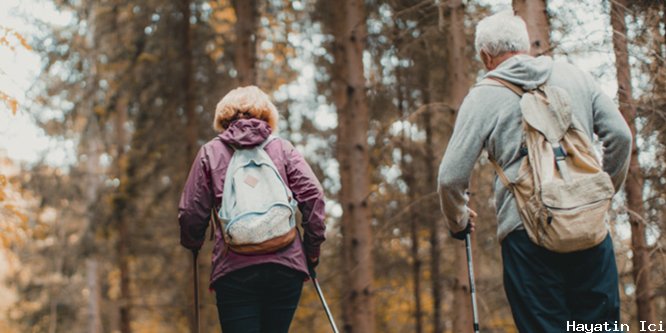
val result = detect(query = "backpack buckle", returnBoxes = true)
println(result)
[553,145,567,161]
[519,146,529,157]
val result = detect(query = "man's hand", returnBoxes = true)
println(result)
[468,208,477,232]
[450,208,477,240]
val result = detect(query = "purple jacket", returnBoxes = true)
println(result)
[178,119,326,286]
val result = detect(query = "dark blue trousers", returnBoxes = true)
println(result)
[214,264,304,333]
[502,230,620,333]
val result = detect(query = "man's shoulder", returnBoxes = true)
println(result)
[472,78,505,88]
[471,78,506,91]
[549,60,590,84]
[463,79,521,108]
[551,59,582,72]
[547,61,599,104]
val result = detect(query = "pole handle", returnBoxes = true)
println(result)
[308,262,317,279]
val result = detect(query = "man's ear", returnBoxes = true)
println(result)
[480,50,493,70]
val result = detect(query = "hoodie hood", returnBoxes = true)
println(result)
[219,118,272,148]
[485,55,554,90]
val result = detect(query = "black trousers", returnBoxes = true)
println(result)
[502,230,620,333]
[214,264,305,333]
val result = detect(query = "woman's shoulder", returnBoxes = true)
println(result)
[272,136,294,149]
[264,136,291,157]
[265,137,302,169]
[199,136,234,161]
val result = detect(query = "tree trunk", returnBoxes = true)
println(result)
[441,0,470,104]
[440,1,475,332]
[87,259,103,333]
[232,0,258,86]
[397,65,423,333]
[452,217,472,332]
[115,103,132,333]
[326,0,352,329]
[181,0,197,161]
[48,213,66,333]
[409,182,423,333]
[513,0,551,56]
[423,110,444,333]
[653,3,666,94]
[83,11,104,332]
[331,0,375,332]
[610,0,655,323]
[420,51,443,333]
[116,191,130,330]
[180,2,202,332]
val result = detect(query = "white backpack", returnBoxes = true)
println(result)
[218,136,297,254]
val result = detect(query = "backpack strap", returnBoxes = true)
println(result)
[489,158,514,191]
[208,147,221,241]
[479,77,525,96]
[552,142,572,182]
[259,135,278,149]
[480,77,528,188]
[476,78,504,89]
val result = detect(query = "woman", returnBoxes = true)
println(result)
[178,86,326,333]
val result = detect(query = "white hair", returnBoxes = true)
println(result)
[474,10,530,57]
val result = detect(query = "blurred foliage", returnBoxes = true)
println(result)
[0,0,664,332]
[0,26,31,114]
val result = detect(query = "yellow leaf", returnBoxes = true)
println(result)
[0,92,18,115]
[0,26,31,51]
[15,211,28,224]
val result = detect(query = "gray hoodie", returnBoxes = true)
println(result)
[437,54,632,241]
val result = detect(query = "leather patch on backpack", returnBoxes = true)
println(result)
[244,175,259,188]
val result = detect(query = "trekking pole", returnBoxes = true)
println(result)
[192,250,200,333]
[465,233,480,333]
[308,266,340,333]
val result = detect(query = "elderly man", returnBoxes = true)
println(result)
[437,11,632,333]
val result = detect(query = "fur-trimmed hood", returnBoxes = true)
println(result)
[213,86,279,133]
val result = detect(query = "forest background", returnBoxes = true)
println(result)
[0,0,664,332]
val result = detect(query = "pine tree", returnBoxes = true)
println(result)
[610,0,655,323]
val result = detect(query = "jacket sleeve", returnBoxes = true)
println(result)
[283,140,326,258]
[588,78,632,193]
[178,146,213,250]
[437,90,487,233]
